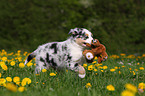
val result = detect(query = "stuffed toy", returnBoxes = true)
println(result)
[83,39,108,63]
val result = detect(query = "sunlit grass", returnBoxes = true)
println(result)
[0,49,145,96]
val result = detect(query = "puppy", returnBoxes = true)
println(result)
[24,28,93,78]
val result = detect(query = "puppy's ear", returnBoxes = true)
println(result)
[68,28,81,35]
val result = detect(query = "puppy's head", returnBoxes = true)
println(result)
[69,28,93,47]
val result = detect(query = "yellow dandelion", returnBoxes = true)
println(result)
[92,61,97,64]
[26,62,33,67]
[49,73,56,76]
[17,57,22,62]
[119,71,121,74]
[120,53,126,57]
[121,90,135,96]
[122,66,125,68]
[99,66,103,69]
[110,55,120,59]
[42,69,47,72]
[0,73,1,78]
[35,74,40,76]
[114,66,118,69]
[0,61,5,66]
[132,71,136,75]
[1,64,8,71]
[142,54,145,57]
[94,69,97,72]
[139,67,144,70]
[6,77,12,82]
[138,82,145,90]
[94,56,98,60]
[106,85,115,91]
[21,78,31,86]
[88,65,94,71]
[110,69,116,72]
[85,83,92,88]
[66,69,68,72]
[19,63,25,68]
[0,78,6,85]
[6,83,17,92]
[34,63,36,66]
[18,86,26,92]
[135,69,138,71]
[10,61,15,66]
[127,55,135,58]
[101,70,104,72]
[2,57,7,61]
[83,64,87,68]
[103,66,108,69]
[125,83,137,93]
[13,77,20,83]
[16,82,21,85]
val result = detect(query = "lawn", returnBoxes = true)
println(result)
[0,50,145,96]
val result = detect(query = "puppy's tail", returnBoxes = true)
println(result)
[24,51,36,65]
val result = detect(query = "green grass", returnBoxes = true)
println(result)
[0,50,145,96]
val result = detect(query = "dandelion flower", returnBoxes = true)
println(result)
[2,57,7,61]
[94,69,97,72]
[10,61,15,66]
[125,83,137,93]
[19,63,25,68]
[94,56,98,60]
[121,90,135,96]
[42,69,47,72]
[83,64,87,68]
[6,77,12,82]
[13,77,20,83]
[0,61,5,66]
[85,83,92,88]
[106,85,115,91]
[88,65,94,71]
[110,69,116,72]
[103,66,108,69]
[138,82,145,90]
[92,61,97,64]
[0,73,1,78]
[0,78,6,85]
[18,86,26,92]
[26,62,33,67]
[49,73,56,76]
[119,71,121,74]
[139,67,144,70]
[16,82,21,85]
[1,64,8,71]
[21,78,31,86]
[6,83,17,92]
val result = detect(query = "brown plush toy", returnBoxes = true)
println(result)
[83,39,108,63]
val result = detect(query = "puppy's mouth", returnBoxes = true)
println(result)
[82,42,87,47]
[82,42,90,47]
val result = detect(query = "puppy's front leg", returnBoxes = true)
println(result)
[67,62,86,78]
[74,65,86,78]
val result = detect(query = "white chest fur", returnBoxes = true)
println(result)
[68,41,84,62]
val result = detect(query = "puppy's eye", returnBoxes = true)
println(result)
[84,35,89,39]
[86,34,89,37]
